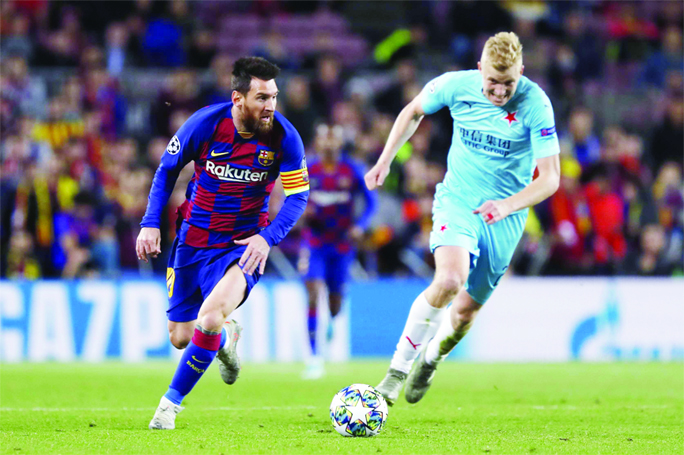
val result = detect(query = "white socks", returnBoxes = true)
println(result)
[424,312,466,366]
[389,293,446,374]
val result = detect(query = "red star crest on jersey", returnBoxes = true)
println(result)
[440,224,448,232]
[504,111,519,126]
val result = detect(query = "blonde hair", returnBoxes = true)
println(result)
[482,32,523,71]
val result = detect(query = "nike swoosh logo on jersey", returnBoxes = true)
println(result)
[210,149,230,157]
[191,355,209,363]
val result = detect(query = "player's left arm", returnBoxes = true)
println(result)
[236,121,309,275]
[475,92,561,225]
[475,155,560,225]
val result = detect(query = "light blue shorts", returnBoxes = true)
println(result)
[429,184,527,304]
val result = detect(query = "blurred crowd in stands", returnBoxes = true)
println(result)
[1,0,682,279]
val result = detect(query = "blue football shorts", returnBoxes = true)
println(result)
[300,244,353,295]
[165,237,261,322]
[429,184,527,304]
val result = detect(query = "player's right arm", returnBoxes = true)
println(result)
[136,104,224,262]
[365,71,462,190]
[365,94,425,190]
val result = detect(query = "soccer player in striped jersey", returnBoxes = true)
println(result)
[300,124,377,379]
[137,57,309,429]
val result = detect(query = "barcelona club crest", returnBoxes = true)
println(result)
[258,148,275,167]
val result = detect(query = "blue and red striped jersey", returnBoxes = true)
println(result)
[141,102,309,248]
[304,156,376,251]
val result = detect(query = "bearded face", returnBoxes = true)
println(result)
[233,77,278,135]
[241,101,275,135]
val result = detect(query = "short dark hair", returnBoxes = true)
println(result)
[231,57,280,94]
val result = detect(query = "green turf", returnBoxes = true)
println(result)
[0,362,682,454]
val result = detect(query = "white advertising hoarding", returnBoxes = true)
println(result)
[464,278,684,361]
[1,278,682,362]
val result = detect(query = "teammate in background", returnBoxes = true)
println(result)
[299,124,377,379]
[300,124,377,379]
[365,32,560,405]
[136,57,309,429]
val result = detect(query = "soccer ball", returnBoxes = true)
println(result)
[329,384,388,437]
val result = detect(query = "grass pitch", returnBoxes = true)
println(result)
[1,362,682,454]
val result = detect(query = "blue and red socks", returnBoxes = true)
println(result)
[219,326,227,350]
[307,307,317,355]
[164,325,225,406]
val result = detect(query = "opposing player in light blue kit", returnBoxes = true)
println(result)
[365,32,561,405]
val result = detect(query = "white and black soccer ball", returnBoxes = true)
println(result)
[166,135,181,155]
[329,384,388,437]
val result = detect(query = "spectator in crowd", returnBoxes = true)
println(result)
[34,6,85,67]
[5,228,41,279]
[282,75,318,148]
[251,30,299,71]
[1,12,33,62]
[567,106,601,169]
[2,55,47,126]
[546,156,593,275]
[449,1,512,40]
[621,224,675,276]
[330,100,363,147]
[202,53,233,106]
[655,0,684,30]
[641,26,684,89]
[563,9,604,83]
[547,42,578,103]
[649,95,684,175]
[622,174,658,249]
[187,26,217,69]
[375,58,419,116]
[53,190,98,278]
[115,167,154,272]
[606,2,659,63]
[653,162,684,231]
[83,67,127,140]
[105,22,132,76]
[310,54,344,120]
[583,164,627,274]
[31,97,83,151]
[151,68,202,137]
[141,4,186,67]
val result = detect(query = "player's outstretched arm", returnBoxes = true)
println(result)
[474,154,560,225]
[365,94,426,190]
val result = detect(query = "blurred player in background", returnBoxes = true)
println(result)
[365,32,561,405]
[136,57,309,429]
[299,124,377,379]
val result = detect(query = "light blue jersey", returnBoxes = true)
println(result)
[423,70,559,304]
[422,70,560,213]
